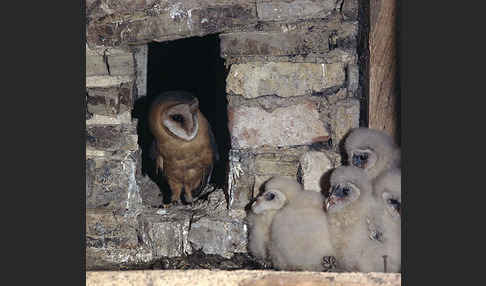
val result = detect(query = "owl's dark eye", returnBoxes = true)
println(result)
[264,192,275,201]
[171,114,184,123]
[352,152,369,168]
[333,186,350,198]
[342,188,350,196]
[388,198,401,213]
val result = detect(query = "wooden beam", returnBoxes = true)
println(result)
[369,0,399,142]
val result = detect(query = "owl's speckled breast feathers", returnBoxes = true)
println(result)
[148,91,218,205]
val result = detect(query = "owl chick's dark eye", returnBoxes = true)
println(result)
[388,198,401,213]
[333,186,350,198]
[342,188,350,196]
[352,152,369,168]
[171,114,184,123]
[264,192,276,201]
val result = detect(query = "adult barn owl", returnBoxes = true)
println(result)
[148,90,219,205]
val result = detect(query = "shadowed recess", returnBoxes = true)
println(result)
[133,34,230,203]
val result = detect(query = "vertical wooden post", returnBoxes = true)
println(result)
[369,0,399,142]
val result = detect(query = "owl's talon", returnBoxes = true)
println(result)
[321,256,337,272]
[171,200,182,206]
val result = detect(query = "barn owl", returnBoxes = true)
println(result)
[325,166,399,272]
[344,128,400,181]
[148,90,219,205]
[248,177,336,271]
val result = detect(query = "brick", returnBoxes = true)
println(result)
[226,62,345,98]
[228,101,329,148]
[257,0,336,22]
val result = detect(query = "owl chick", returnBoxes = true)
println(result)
[248,177,336,271]
[373,167,401,272]
[345,128,400,181]
[325,166,398,272]
[148,91,219,205]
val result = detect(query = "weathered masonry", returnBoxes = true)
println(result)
[86,0,366,270]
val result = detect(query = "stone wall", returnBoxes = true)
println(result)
[86,0,363,270]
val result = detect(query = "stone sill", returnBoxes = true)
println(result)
[86,270,401,286]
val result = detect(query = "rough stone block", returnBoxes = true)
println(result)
[220,31,309,56]
[138,209,193,258]
[257,0,336,22]
[324,62,347,89]
[298,151,334,192]
[86,111,133,125]
[347,63,359,93]
[227,150,254,209]
[220,21,357,57]
[86,246,153,271]
[86,0,257,46]
[134,44,148,98]
[86,155,142,212]
[86,75,134,88]
[189,190,247,258]
[226,62,345,98]
[86,45,135,76]
[87,81,134,116]
[332,98,360,146]
[86,209,139,250]
[254,152,299,176]
[228,101,329,148]
[86,124,138,152]
[341,0,359,21]
[188,217,247,258]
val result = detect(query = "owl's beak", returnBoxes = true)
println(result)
[325,186,337,211]
[325,196,336,211]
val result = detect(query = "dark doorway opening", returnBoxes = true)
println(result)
[133,34,230,205]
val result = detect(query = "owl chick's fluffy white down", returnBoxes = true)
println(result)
[247,176,335,271]
[325,166,400,273]
[372,167,401,272]
[345,127,400,181]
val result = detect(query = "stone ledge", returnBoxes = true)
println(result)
[86,270,401,286]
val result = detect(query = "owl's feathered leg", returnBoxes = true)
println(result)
[167,178,183,205]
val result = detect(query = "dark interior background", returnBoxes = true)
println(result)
[133,34,230,199]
